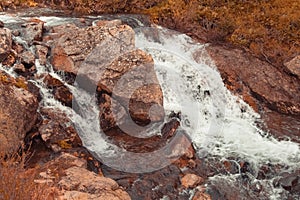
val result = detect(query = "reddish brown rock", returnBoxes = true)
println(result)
[95,19,122,28]
[0,28,12,62]
[53,86,73,107]
[39,108,82,152]
[51,45,76,74]
[2,51,16,66]
[192,191,212,200]
[284,55,300,78]
[181,174,204,189]
[50,23,135,74]
[97,49,164,125]
[58,166,131,200]
[22,21,44,43]
[43,74,73,107]
[99,93,127,132]
[35,45,48,65]
[20,50,35,67]
[0,72,38,154]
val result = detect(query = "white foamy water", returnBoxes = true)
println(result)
[135,27,300,168]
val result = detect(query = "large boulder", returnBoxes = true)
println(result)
[97,49,164,126]
[0,72,38,154]
[50,22,164,129]
[50,23,135,74]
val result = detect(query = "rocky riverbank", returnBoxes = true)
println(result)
[0,8,299,200]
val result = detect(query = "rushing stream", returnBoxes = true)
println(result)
[0,8,299,200]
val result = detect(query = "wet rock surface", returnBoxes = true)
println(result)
[43,74,73,107]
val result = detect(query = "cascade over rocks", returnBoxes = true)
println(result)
[0,9,299,200]
[207,45,300,141]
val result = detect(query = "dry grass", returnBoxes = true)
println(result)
[0,152,55,200]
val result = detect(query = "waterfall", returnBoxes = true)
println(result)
[0,11,299,199]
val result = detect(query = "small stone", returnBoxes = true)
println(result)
[2,52,15,66]
[181,174,204,189]
[20,50,35,67]
[54,86,73,107]
[192,191,212,200]
[14,63,26,73]
[188,159,197,168]
[284,55,300,78]
[43,74,64,87]
[79,18,85,23]
[0,20,4,28]
[35,45,48,65]
[12,30,20,36]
